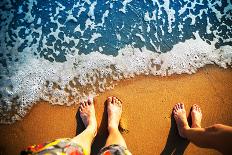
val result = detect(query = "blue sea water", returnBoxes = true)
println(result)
[0,0,231,123]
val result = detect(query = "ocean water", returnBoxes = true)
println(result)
[0,0,231,124]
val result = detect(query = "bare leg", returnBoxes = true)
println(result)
[173,103,232,154]
[71,99,97,155]
[104,96,127,148]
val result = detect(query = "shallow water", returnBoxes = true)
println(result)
[0,0,231,123]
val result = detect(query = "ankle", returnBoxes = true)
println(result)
[86,125,97,137]
[108,125,119,133]
[181,125,190,138]
[192,123,201,128]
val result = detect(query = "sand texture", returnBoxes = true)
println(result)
[0,66,232,155]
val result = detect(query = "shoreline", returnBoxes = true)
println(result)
[0,65,232,155]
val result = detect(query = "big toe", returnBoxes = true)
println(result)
[107,96,113,104]
[192,104,201,112]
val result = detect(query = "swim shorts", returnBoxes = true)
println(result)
[98,144,132,155]
[21,138,87,155]
[21,139,132,155]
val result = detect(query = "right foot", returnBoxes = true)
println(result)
[191,104,202,128]
[173,103,190,138]
[79,99,97,136]
[107,96,122,131]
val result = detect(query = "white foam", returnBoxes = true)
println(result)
[23,0,36,23]
[77,7,86,17]
[144,11,150,22]
[206,17,212,34]
[89,33,102,43]
[97,10,109,27]
[119,0,132,13]
[74,24,84,36]
[147,24,150,33]
[163,0,175,33]
[116,33,121,40]
[66,13,78,22]
[37,18,41,25]
[2,31,232,124]
[88,1,97,20]
[135,33,145,42]
[18,6,23,14]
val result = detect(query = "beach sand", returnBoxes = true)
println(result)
[0,65,232,155]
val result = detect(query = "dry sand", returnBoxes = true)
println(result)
[0,65,232,155]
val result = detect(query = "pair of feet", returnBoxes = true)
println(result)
[79,96,122,135]
[173,103,202,138]
[80,99,202,139]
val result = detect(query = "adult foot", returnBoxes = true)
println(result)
[107,96,122,131]
[173,103,190,138]
[79,99,97,136]
[191,104,202,128]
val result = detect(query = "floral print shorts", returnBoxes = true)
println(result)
[21,138,132,155]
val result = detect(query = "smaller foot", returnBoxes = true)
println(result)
[173,103,190,138]
[79,99,97,136]
[191,104,202,128]
[107,96,122,131]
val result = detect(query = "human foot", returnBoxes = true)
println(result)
[191,104,202,128]
[107,96,122,131]
[173,103,190,138]
[79,99,97,136]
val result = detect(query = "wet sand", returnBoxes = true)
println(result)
[0,65,232,155]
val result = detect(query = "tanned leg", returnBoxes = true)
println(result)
[71,99,97,155]
[104,96,127,148]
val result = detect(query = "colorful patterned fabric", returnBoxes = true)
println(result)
[98,144,132,155]
[21,138,86,155]
[21,139,132,155]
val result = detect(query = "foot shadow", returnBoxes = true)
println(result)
[160,114,190,155]
[76,109,85,135]
[75,101,109,155]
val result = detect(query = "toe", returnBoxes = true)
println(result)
[117,100,122,107]
[112,97,116,104]
[87,98,92,105]
[84,101,88,107]
[174,104,179,110]
[174,106,178,111]
[177,103,181,109]
[173,109,177,114]
[118,100,122,106]
[107,96,112,104]
[79,103,84,112]
[115,98,120,105]
[195,104,200,111]
[80,102,84,108]
[180,103,184,109]
[192,104,197,110]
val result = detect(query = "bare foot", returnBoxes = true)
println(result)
[107,96,122,131]
[173,103,190,138]
[191,104,202,128]
[79,99,97,136]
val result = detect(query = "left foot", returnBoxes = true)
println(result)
[79,99,97,136]
[173,103,190,138]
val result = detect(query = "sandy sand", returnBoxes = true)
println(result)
[0,65,232,155]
